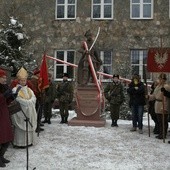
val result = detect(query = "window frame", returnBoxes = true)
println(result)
[55,0,77,20]
[130,0,153,19]
[54,50,75,81]
[100,50,113,82]
[130,49,151,81]
[91,0,114,20]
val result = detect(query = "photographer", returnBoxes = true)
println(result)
[104,74,125,127]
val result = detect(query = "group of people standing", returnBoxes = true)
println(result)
[0,67,73,168]
[104,72,170,141]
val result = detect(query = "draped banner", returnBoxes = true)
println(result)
[38,54,49,92]
[147,48,170,72]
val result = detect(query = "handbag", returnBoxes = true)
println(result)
[8,86,22,115]
[8,100,22,115]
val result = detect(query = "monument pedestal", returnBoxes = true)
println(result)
[68,84,105,127]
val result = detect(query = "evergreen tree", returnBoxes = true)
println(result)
[0,17,37,76]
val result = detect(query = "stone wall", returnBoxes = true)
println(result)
[0,0,170,80]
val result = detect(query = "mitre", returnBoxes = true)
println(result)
[17,67,28,79]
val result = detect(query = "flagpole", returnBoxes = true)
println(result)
[160,35,165,143]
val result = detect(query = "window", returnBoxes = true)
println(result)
[55,0,77,19]
[130,0,153,19]
[92,0,114,19]
[130,49,151,80]
[100,50,112,80]
[54,50,75,80]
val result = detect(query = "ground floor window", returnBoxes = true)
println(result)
[100,50,113,80]
[54,50,75,80]
[130,49,151,80]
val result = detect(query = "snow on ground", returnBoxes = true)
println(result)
[3,110,170,170]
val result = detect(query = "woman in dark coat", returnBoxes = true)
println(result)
[0,69,14,167]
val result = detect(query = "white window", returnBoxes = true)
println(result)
[55,0,77,20]
[92,0,114,19]
[130,49,151,80]
[54,50,75,80]
[130,0,153,19]
[100,50,113,80]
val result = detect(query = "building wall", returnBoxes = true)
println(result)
[0,0,170,81]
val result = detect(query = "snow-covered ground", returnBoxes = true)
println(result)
[3,110,170,170]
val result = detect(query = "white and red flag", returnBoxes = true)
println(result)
[147,48,170,72]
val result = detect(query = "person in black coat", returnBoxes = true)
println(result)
[127,74,146,134]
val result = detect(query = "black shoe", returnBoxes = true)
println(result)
[35,127,44,133]
[0,159,6,167]
[40,128,44,131]
[42,119,48,123]
[48,120,51,124]
[40,123,44,126]
[168,141,170,144]
[60,121,64,124]
[154,131,159,134]
[1,157,10,163]
[156,135,164,139]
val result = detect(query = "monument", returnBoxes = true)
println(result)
[68,28,106,127]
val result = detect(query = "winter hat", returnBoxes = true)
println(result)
[132,74,140,80]
[113,74,119,79]
[158,73,167,80]
[63,73,69,78]
[0,69,6,77]
[17,67,28,80]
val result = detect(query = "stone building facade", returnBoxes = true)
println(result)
[0,0,170,82]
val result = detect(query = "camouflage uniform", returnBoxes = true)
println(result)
[104,80,125,126]
[43,81,56,124]
[56,77,73,123]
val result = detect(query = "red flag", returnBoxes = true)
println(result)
[147,48,170,72]
[38,54,49,92]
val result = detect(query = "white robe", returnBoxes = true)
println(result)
[12,85,37,147]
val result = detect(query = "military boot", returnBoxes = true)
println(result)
[114,120,118,127]
[0,158,6,168]
[60,116,65,124]
[64,116,68,124]
[111,119,115,127]
[0,146,10,166]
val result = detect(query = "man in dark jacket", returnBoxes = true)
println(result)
[127,74,146,134]
[56,73,73,124]
[0,69,14,167]
[104,74,125,127]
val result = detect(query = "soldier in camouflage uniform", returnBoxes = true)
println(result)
[42,73,56,124]
[104,74,125,127]
[56,73,74,124]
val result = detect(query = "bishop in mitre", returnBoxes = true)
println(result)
[11,67,37,148]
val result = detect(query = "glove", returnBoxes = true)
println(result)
[161,87,165,92]
[3,89,12,98]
